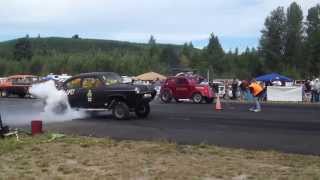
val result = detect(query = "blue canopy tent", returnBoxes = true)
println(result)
[255,73,293,82]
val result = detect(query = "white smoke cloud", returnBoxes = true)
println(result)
[29,80,87,122]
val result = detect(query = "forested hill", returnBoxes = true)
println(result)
[0,36,196,76]
[0,37,184,57]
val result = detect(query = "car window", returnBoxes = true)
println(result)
[176,78,188,85]
[65,78,81,89]
[102,74,121,86]
[82,78,102,89]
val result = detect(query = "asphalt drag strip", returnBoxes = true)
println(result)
[1,98,320,155]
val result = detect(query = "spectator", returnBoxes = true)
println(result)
[305,80,312,93]
[304,80,312,102]
[240,80,249,101]
[272,79,282,86]
[231,78,238,100]
[248,79,264,112]
[265,80,273,87]
[312,78,320,102]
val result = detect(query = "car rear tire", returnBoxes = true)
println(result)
[52,101,68,114]
[205,97,214,104]
[192,93,203,104]
[160,90,172,103]
[112,101,130,120]
[135,102,150,118]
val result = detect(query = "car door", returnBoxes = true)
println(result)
[81,77,106,108]
[64,78,84,107]
[175,78,190,99]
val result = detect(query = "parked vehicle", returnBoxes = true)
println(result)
[58,72,157,120]
[160,76,214,103]
[0,75,40,98]
[44,73,72,82]
[211,81,226,98]
[226,84,241,99]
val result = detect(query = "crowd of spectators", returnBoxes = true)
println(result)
[304,78,320,103]
[215,77,320,103]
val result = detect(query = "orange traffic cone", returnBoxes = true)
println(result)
[215,96,223,110]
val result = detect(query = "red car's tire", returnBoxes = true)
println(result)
[192,93,203,104]
[160,90,172,103]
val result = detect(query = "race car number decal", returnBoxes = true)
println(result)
[87,89,92,102]
[66,89,75,95]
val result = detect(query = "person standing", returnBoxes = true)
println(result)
[231,78,238,100]
[239,80,249,101]
[248,79,264,112]
[304,80,312,102]
[313,78,320,102]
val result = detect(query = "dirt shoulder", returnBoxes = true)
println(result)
[1,135,320,180]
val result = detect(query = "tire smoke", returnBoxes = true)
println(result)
[29,80,86,122]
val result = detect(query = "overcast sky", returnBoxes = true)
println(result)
[0,0,318,51]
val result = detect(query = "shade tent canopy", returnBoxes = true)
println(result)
[255,73,293,82]
[135,72,166,81]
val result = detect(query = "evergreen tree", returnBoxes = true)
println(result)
[206,33,224,56]
[306,4,320,77]
[148,35,156,45]
[205,33,225,75]
[72,34,80,39]
[160,46,179,68]
[284,2,304,73]
[148,35,158,56]
[13,37,33,61]
[181,42,194,58]
[260,7,286,72]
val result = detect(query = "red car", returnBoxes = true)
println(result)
[160,76,214,103]
[0,75,40,98]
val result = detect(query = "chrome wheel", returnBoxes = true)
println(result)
[192,93,203,103]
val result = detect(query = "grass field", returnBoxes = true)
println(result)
[1,134,320,180]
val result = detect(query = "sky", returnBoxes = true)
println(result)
[0,0,318,51]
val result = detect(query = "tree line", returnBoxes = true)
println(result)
[0,2,319,80]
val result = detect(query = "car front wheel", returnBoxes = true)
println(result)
[192,93,203,104]
[112,101,130,120]
[135,102,150,118]
[160,90,172,103]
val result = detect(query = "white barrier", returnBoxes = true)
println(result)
[267,86,303,102]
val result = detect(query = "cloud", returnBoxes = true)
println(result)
[0,0,318,49]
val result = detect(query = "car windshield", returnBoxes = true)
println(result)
[102,73,122,85]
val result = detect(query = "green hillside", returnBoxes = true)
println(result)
[0,37,184,58]
[0,37,195,76]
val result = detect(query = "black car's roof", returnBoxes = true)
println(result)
[64,72,119,83]
[71,72,119,79]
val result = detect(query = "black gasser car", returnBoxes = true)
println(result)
[61,72,156,120]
